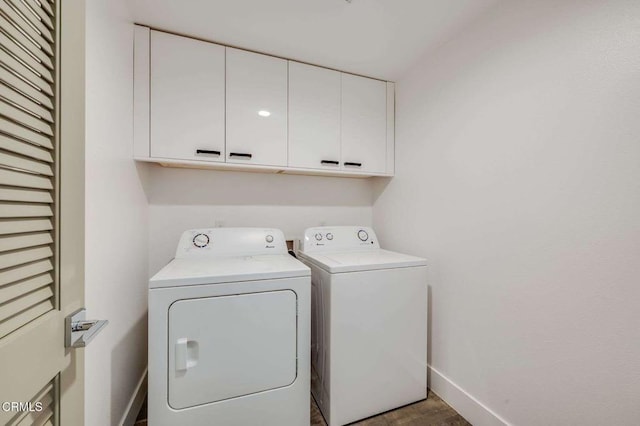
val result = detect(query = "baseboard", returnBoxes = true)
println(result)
[428,365,511,426]
[119,368,148,426]
[118,365,501,425]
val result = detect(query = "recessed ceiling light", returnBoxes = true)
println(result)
[258,110,271,117]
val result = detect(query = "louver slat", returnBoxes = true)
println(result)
[0,232,53,253]
[0,150,53,175]
[0,272,52,305]
[0,187,53,203]
[0,298,52,338]
[0,203,53,218]
[0,116,53,147]
[0,246,52,271]
[0,99,53,135]
[0,285,53,322]
[0,132,53,162]
[0,259,52,286]
[0,168,52,189]
[0,219,52,234]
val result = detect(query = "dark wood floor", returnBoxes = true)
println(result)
[135,390,469,425]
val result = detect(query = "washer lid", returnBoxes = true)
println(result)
[299,249,426,273]
[149,254,310,288]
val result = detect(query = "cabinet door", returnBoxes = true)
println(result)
[341,74,387,173]
[150,31,225,162]
[288,62,341,170]
[226,48,288,166]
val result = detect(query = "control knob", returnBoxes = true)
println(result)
[357,230,369,242]
[193,233,210,248]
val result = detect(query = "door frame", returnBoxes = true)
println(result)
[58,1,86,424]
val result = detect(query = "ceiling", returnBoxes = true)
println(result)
[131,0,500,81]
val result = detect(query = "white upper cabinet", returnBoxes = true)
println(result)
[288,62,341,170]
[226,48,288,166]
[134,27,394,177]
[340,73,387,174]
[150,31,225,162]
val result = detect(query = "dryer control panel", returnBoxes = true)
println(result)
[301,226,380,253]
[175,228,287,258]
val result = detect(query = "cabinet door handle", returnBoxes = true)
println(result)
[229,152,252,159]
[195,149,220,156]
[343,162,362,167]
[320,160,339,166]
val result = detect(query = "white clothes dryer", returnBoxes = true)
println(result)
[148,228,310,426]
[297,226,427,426]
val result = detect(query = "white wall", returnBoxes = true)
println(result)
[373,0,640,425]
[85,1,149,424]
[148,166,373,274]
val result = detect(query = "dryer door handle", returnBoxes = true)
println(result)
[175,338,199,371]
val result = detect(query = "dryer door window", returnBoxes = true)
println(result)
[168,290,297,409]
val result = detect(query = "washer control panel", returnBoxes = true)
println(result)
[175,228,287,258]
[301,226,380,253]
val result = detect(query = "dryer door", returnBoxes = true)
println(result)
[168,290,298,409]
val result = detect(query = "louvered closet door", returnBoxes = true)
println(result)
[0,1,82,424]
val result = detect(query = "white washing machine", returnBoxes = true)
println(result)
[148,228,310,426]
[297,226,427,426]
